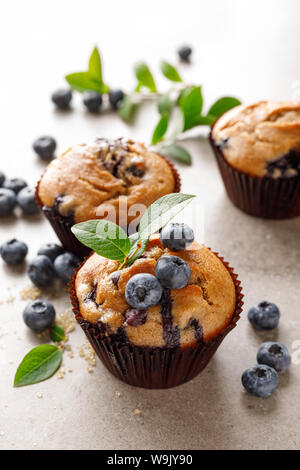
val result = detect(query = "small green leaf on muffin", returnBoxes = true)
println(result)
[71,220,131,261]
[138,193,195,242]
[208,97,241,120]
[159,144,192,165]
[134,62,157,93]
[71,193,194,267]
[50,325,65,343]
[160,61,182,83]
[151,113,169,144]
[14,345,62,387]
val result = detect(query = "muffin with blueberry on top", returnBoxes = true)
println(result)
[210,101,300,218]
[36,138,180,257]
[69,196,243,389]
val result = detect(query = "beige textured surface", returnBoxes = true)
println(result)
[0,0,300,450]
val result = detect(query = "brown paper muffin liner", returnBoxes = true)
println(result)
[69,251,243,389]
[35,155,181,258]
[209,131,300,219]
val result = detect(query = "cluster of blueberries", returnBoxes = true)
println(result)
[125,223,194,309]
[50,46,192,113]
[51,88,125,114]
[0,172,39,217]
[242,301,291,398]
[0,240,79,286]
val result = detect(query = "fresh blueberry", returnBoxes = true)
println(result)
[54,252,80,283]
[0,171,5,187]
[23,299,56,333]
[17,187,39,215]
[0,239,28,265]
[125,273,163,309]
[248,301,280,330]
[160,222,194,251]
[257,342,291,373]
[33,136,57,161]
[241,364,278,398]
[2,178,27,194]
[83,91,103,112]
[27,255,55,287]
[177,45,192,62]
[109,89,125,110]
[37,243,65,262]
[155,255,191,289]
[0,188,17,217]
[51,88,72,110]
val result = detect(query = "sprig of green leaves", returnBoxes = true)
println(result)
[71,193,195,267]
[64,46,241,165]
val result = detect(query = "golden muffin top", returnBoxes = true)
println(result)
[38,138,177,225]
[212,101,300,178]
[74,234,237,349]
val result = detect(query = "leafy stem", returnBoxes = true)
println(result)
[64,46,241,164]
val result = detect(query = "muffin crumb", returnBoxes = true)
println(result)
[20,285,42,301]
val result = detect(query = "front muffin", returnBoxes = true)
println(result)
[70,234,243,388]
[210,101,300,218]
[36,138,180,256]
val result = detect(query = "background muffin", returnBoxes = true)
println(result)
[70,234,243,389]
[36,138,180,256]
[210,101,300,218]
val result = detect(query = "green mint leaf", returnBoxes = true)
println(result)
[208,97,241,119]
[88,46,104,85]
[138,193,195,241]
[178,86,203,131]
[160,61,182,82]
[50,325,65,343]
[71,220,131,261]
[134,62,157,93]
[65,72,108,94]
[151,113,169,144]
[159,144,192,165]
[119,95,138,123]
[158,93,172,115]
[14,345,62,387]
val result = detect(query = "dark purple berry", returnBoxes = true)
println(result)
[0,239,28,265]
[109,89,125,110]
[33,136,56,161]
[178,45,192,62]
[23,299,56,332]
[83,92,103,112]
[51,88,72,110]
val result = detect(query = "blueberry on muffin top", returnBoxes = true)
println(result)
[38,138,177,225]
[212,101,300,178]
[74,234,236,349]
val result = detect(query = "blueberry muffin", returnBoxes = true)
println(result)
[70,233,243,389]
[210,101,300,218]
[36,138,180,256]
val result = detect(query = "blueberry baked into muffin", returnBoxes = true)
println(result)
[36,138,180,256]
[70,229,243,389]
[210,101,300,218]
